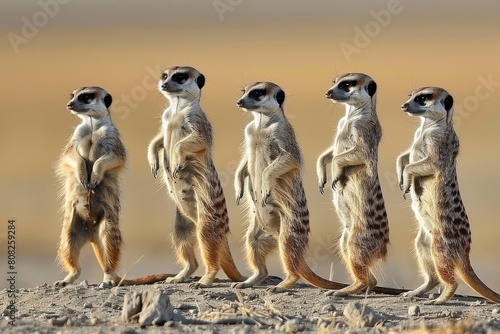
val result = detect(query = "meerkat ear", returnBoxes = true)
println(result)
[367,81,377,97]
[443,94,453,111]
[276,89,285,108]
[104,94,112,108]
[196,74,205,89]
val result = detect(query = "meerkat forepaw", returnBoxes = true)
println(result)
[261,191,270,207]
[150,163,159,178]
[331,179,339,191]
[318,180,326,194]
[172,165,183,179]
[54,280,69,288]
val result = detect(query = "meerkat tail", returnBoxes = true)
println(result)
[219,238,246,282]
[297,260,348,290]
[458,259,500,303]
[116,273,177,286]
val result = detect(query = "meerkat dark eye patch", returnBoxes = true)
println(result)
[172,72,189,84]
[415,93,432,105]
[249,89,266,101]
[161,73,168,81]
[78,93,95,104]
[338,80,356,92]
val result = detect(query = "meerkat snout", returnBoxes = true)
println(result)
[236,99,244,107]
[401,103,409,111]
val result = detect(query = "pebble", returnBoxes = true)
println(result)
[408,305,420,316]
[79,280,89,288]
[49,302,56,307]
[84,303,93,309]
[322,304,336,313]
[49,316,69,326]
[164,321,174,327]
[492,309,500,315]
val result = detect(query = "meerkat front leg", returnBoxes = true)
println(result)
[60,151,89,190]
[317,148,333,194]
[89,155,124,189]
[331,147,365,190]
[147,131,164,178]
[261,152,295,207]
[396,150,410,191]
[401,157,435,198]
[171,133,207,178]
[235,159,249,205]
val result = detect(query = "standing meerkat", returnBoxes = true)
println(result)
[232,81,351,293]
[397,87,500,304]
[147,66,244,288]
[55,86,173,287]
[316,73,391,296]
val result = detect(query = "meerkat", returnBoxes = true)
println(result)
[230,81,355,293]
[55,86,174,287]
[397,87,500,304]
[147,66,244,288]
[316,73,393,296]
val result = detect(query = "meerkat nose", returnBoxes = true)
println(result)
[325,90,333,99]
[161,83,169,91]
[236,99,244,107]
[401,103,409,111]
[67,102,74,109]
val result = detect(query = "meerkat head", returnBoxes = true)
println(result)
[67,86,112,119]
[325,73,377,108]
[236,82,285,115]
[158,66,205,101]
[402,87,454,123]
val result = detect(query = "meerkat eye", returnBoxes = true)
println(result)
[78,93,95,104]
[249,89,265,100]
[172,72,188,84]
[338,80,356,92]
[162,73,168,81]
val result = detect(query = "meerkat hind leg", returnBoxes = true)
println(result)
[266,231,302,293]
[55,211,89,287]
[402,228,440,298]
[90,217,122,286]
[167,209,199,284]
[232,220,278,289]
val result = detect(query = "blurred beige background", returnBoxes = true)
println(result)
[1,1,499,296]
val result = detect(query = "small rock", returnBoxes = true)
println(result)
[79,280,89,288]
[49,316,69,326]
[344,302,384,328]
[49,302,56,307]
[89,317,99,325]
[103,301,112,307]
[247,293,259,300]
[322,304,336,313]
[428,293,438,300]
[164,321,174,327]
[281,318,303,333]
[84,303,93,309]
[98,281,113,289]
[492,309,500,315]
[408,305,420,316]
[78,314,88,321]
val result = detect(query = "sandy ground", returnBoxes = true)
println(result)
[1,278,500,334]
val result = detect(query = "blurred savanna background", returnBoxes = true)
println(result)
[1,1,499,296]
